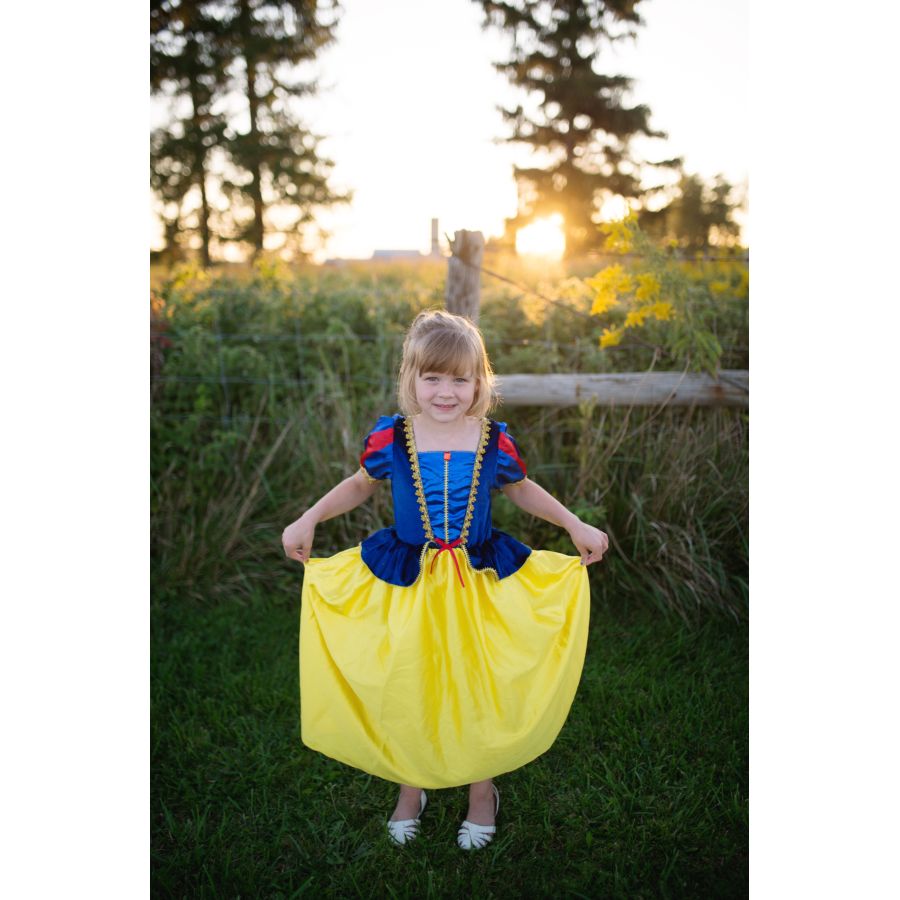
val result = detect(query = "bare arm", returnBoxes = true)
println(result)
[501,478,581,531]
[305,468,379,523]
[282,469,379,564]
[502,478,609,565]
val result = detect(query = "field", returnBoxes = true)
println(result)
[151,253,749,897]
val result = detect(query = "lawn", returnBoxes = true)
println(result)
[151,582,747,899]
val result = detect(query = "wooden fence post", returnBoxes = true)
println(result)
[445,230,484,323]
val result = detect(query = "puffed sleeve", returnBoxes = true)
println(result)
[359,415,396,483]
[494,421,528,490]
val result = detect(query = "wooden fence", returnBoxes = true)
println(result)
[497,371,748,408]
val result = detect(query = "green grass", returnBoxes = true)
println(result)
[151,585,747,898]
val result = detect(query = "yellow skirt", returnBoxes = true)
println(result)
[299,545,590,788]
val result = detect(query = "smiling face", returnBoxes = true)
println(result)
[397,310,497,419]
[414,371,477,425]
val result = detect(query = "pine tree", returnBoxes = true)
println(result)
[639,174,742,252]
[216,0,349,258]
[476,0,679,256]
[151,0,230,265]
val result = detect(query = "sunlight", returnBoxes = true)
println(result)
[599,195,629,222]
[515,214,566,259]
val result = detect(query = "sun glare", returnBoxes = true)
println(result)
[516,214,566,260]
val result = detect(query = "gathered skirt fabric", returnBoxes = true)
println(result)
[299,545,590,788]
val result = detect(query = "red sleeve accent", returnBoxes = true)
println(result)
[498,432,527,477]
[360,425,394,467]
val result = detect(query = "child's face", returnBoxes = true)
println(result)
[415,370,477,424]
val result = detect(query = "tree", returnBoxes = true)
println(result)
[151,0,230,265]
[216,0,350,258]
[475,0,679,256]
[638,173,742,252]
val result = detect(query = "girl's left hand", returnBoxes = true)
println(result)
[568,521,610,566]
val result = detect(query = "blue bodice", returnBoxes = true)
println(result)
[357,414,531,586]
[414,451,479,543]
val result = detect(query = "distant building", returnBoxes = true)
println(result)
[371,249,425,260]
[323,218,445,265]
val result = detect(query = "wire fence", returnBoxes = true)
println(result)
[449,249,747,323]
[152,252,748,429]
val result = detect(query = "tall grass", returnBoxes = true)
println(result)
[151,258,747,618]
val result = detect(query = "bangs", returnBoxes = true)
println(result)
[415,331,480,377]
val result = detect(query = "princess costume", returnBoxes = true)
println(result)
[299,414,590,788]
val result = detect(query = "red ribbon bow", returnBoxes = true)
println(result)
[429,536,466,588]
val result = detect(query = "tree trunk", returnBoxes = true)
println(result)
[188,75,212,267]
[197,165,211,267]
[445,230,484,323]
[246,64,265,257]
[240,0,265,257]
[163,217,182,266]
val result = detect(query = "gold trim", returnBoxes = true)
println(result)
[359,465,379,485]
[458,544,499,581]
[459,417,491,545]
[403,416,435,541]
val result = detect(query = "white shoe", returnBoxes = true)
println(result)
[386,789,427,845]
[457,784,500,850]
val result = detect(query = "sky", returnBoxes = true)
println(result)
[150,0,748,262]
[304,0,749,261]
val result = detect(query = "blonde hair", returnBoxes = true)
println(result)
[396,309,498,418]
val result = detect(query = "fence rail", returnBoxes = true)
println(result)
[152,370,749,407]
[496,371,748,407]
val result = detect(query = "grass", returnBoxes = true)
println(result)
[151,584,747,898]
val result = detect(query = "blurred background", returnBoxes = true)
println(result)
[150,0,748,265]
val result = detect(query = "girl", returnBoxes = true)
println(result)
[282,309,608,850]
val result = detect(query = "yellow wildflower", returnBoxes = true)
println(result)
[709,279,731,295]
[600,211,637,254]
[634,273,661,303]
[624,307,652,328]
[599,326,623,348]
[591,293,619,315]
[649,302,675,321]
[587,264,634,316]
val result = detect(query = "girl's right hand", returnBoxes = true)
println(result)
[282,513,316,564]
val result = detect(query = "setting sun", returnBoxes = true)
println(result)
[515,214,566,259]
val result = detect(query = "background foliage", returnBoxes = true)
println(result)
[151,253,747,618]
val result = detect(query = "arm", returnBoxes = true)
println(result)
[502,478,609,565]
[282,468,379,564]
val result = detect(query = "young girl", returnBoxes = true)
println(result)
[282,310,608,850]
